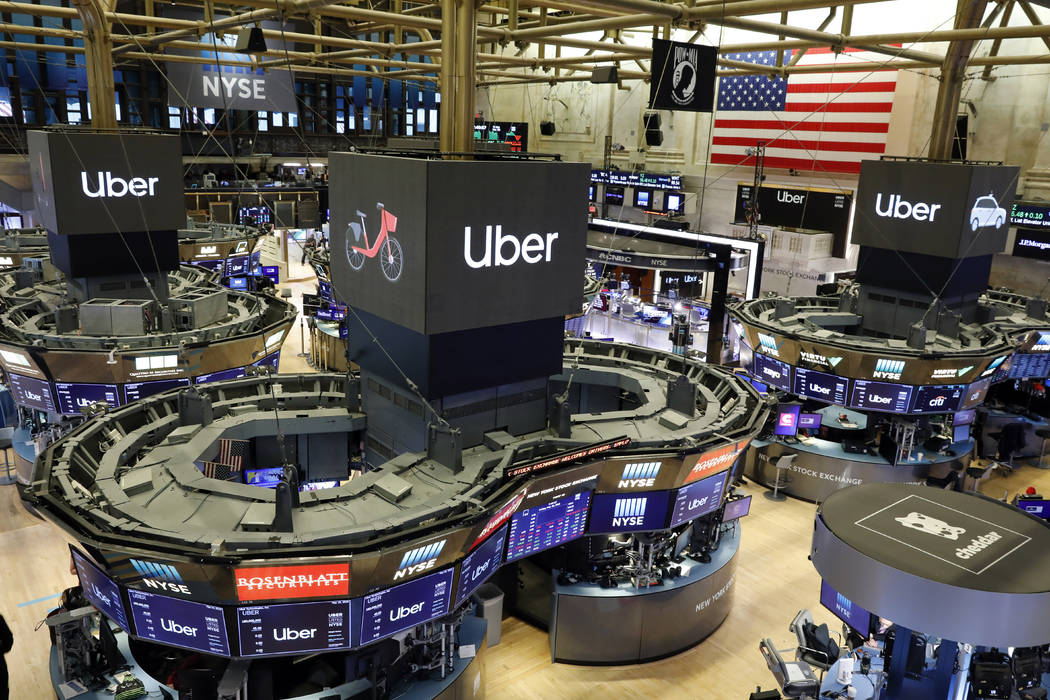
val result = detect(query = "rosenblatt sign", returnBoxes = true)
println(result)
[681,440,749,485]
[235,562,350,601]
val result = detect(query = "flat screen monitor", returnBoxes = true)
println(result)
[261,266,279,284]
[252,352,280,372]
[128,589,230,656]
[192,258,224,273]
[793,367,849,405]
[318,280,333,301]
[195,366,247,384]
[752,353,792,391]
[819,579,873,634]
[722,495,752,522]
[910,384,965,414]
[55,382,121,415]
[588,184,596,202]
[797,413,822,429]
[669,470,728,528]
[961,378,991,410]
[773,404,801,436]
[360,568,453,645]
[225,255,249,277]
[228,277,248,290]
[236,600,352,657]
[8,373,57,412]
[1008,353,1050,379]
[246,467,284,488]
[251,251,261,265]
[123,378,190,403]
[634,188,653,209]
[664,192,685,214]
[952,424,971,443]
[70,546,130,631]
[750,378,769,394]
[588,491,671,534]
[953,409,976,426]
[604,187,625,206]
[454,525,507,608]
[506,490,591,562]
[849,380,913,413]
[1017,500,1050,519]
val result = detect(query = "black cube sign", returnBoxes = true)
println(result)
[853,160,1019,259]
[330,153,588,335]
[854,494,1030,576]
[28,131,184,236]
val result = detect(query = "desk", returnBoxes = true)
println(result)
[549,526,739,664]
[310,320,349,372]
[12,427,36,486]
[744,438,972,502]
[50,616,488,700]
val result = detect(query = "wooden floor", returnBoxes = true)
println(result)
[2,265,1047,698]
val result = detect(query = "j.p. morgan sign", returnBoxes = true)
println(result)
[28,131,184,236]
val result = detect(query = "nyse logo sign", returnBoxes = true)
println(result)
[130,559,192,596]
[612,497,648,528]
[394,540,446,580]
[873,358,905,381]
[756,333,780,357]
[619,462,661,489]
[235,562,349,601]
[464,225,559,269]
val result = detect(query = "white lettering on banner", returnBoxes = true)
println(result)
[141,579,192,595]
[955,532,1002,560]
[390,602,425,621]
[808,382,832,396]
[777,191,804,204]
[202,75,266,100]
[695,575,735,613]
[874,193,942,222]
[81,171,159,198]
[788,463,863,486]
[274,627,316,641]
[393,559,436,580]
[1019,238,1050,251]
[236,572,349,592]
[869,394,892,405]
[0,257,12,266]
[161,619,198,637]
[463,226,559,268]
[24,391,42,402]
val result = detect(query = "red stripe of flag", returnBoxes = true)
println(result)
[713,119,889,134]
[711,135,887,154]
[784,102,893,113]
[786,81,897,94]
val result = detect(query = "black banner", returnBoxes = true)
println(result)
[733,184,852,234]
[648,39,717,113]
[1013,227,1050,261]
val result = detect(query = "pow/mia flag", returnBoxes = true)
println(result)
[648,39,717,113]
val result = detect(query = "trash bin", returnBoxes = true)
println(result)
[474,583,504,647]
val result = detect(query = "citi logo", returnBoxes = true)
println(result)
[619,462,661,489]
[81,171,160,198]
[927,395,947,407]
[612,497,647,528]
[874,193,942,222]
[757,334,780,356]
[463,225,559,268]
[394,540,446,580]
[131,559,192,596]
[161,619,198,637]
[873,358,905,380]
[274,627,316,641]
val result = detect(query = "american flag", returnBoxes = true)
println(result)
[216,438,249,469]
[198,461,239,481]
[712,48,898,175]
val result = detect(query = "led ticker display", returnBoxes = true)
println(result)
[506,490,591,561]
[793,367,848,405]
[1010,201,1050,229]
[670,470,728,528]
[128,589,230,656]
[236,600,352,658]
[590,169,682,191]
[454,525,507,608]
[55,382,121,415]
[849,380,913,413]
[1009,354,1050,379]
[123,378,190,403]
[910,384,965,414]
[360,568,453,645]
[70,547,130,631]
[588,491,671,534]
[752,352,792,391]
[473,121,528,152]
[8,373,57,412]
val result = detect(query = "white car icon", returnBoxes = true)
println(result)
[970,194,1006,232]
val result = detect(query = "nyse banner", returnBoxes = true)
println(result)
[649,39,717,113]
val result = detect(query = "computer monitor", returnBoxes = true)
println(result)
[722,495,752,522]
[750,378,769,394]
[588,184,596,202]
[664,192,685,214]
[773,404,801,437]
[634,188,653,209]
[819,579,873,634]
[604,187,625,206]
[953,408,976,426]
[952,424,971,443]
[797,413,822,430]
[1016,500,1050,519]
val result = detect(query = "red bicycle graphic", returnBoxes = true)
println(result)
[346,203,404,282]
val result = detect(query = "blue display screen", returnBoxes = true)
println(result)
[1008,353,1050,379]
[318,281,332,300]
[961,378,991,409]
[910,384,964,414]
[588,491,671,534]
[8,373,56,412]
[774,404,801,436]
[722,495,751,522]
[55,382,121,415]
[192,259,224,273]
[252,352,280,372]
[70,546,130,631]
[752,353,791,391]
[798,413,821,429]
[236,600,352,658]
[128,589,230,656]
[793,367,848,404]
[360,568,453,644]
[506,490,591,562]
[123,378,189,403]
[1017,500,1050,519]
[228,277,248,290]
[261,266,280,283]
[454,525,507,608]
[226,255,249,277]
[849,380,913,413]
[669,470,728,528]
[820,579,872,634]
[246,467,283,488]
[195,366,247,384]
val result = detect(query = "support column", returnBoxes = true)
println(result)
[928,0,989,160]
[73,0,116,129]
[440,0,476,154]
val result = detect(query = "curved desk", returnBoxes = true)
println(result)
[549,526,739,665]
[743,438,972,503]
[50,615,487,700]
[12,426,37,486]
[310,320,349,372]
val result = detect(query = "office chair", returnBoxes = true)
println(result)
[989,422,1027,472]
[789,609,840,678]
[759,638,819,699]
[968,649,1014,699]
